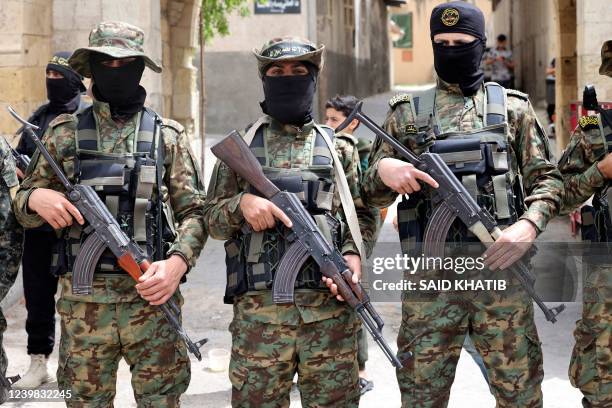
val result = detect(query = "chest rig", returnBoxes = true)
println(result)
[223,122,341,303]
[581,109,612,246]
[398,83,523,254]
[53,107,166,275]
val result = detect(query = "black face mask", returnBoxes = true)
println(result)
[261,73,316,126]
[46,77,81,112]
[90,55,146,118]
[433,40,485,96]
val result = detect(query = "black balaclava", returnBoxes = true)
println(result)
[90,53,146,119]
[46,51,86,113]
[430,1,487,96]
[260,63,317,126]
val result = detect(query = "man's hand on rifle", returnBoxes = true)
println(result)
[378,158,439,194]
[28,188,84,229]
[322,254,361,302]
[135,254,188,305]
[239,193,293,231]
[596,153,612,179]
[483,219,537,270]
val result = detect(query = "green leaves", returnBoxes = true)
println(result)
[200,0,251,42]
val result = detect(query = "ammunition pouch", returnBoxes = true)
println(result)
[223,214,341,304]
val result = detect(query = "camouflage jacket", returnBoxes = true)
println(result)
[363,79,563,233]
[204,118,377,323]
[558,115,609,214]
[14,100,207,268]
[0,137,22,301]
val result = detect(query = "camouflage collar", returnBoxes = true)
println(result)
[437,77,464,95]
[92,100,139,126]
[268,117,315,138]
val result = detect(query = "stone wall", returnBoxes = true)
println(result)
[1,0,200,141]
[0,0,53,138]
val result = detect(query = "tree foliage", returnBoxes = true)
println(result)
[200,0,250,43]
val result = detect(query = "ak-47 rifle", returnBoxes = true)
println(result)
[7,106,208,360]
[337,102,566,323]
[211,130,404,368]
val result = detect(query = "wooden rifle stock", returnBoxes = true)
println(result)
[211,131,281,199]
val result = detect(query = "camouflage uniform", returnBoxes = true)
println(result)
[14,22,206,407]
[558,40,612,408]
[362,79,563,407]
[0,138,23,399]
[204,38,377,408]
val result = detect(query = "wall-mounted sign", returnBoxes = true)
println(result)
[255,0,301,14]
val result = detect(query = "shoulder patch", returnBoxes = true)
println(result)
[404,123,418,134]
[389,93,412,108]
[49,113,77,129]
[161,118,185,134]
[506,89,529,101]
[579,115,600,130]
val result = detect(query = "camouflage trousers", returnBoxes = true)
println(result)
[396,291,543,408]
[56,274,190,408]
[228,293,360,408]
[0,210,23,399]
[569,263,612,408]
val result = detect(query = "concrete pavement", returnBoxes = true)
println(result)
[3,88,584,407]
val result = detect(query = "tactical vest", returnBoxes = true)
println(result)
[52,107,173,275]
[223,123,341,303]
[397,83,523,255]
[581,109,612,246]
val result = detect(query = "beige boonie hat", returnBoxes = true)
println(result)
[599,40,612,77]
[253,37,324,77]
[69,21,162,78]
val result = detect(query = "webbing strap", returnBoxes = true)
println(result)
[106,196,119,218]
[493,175,511,219]
[484,82,508,126]
[462,175,478,202]
[247,232,264,263]
[244,116,271,145]
[133,198,148,242]
[414,86,437,131]
[135,165,156,199]
[315,124,364,260]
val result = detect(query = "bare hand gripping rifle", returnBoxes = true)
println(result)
[7,106,207,360]
[337,102,566,323]
[212,130,404,368]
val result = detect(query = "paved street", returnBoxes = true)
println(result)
[3,88,584,407]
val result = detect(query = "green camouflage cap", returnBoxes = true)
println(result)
[253,37,324,77]
[600,40,612,77]
[69,21,162,78]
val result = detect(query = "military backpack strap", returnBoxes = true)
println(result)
[314,124,364,260]
[413,86,437,133]
[76,106,97,151]
[137,108,156,153]
[484,82,508,126]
